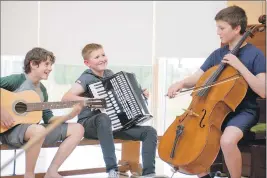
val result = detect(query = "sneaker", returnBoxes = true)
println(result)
[214,171,228,178]
[108,169,119,178]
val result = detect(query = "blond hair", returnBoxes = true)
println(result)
[82,43,103,60]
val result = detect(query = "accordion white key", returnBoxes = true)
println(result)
[87,71,153,132]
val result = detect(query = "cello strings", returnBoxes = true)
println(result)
[170,75,240,124]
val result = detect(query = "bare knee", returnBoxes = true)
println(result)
[220,126,243,153]
[220,136,237,152]
[24,124,46,141]
[66,123,84,139]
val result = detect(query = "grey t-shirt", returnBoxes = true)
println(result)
[75,69,114,122]
[14,73,44,102]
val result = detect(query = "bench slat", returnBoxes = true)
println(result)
[0,138,136,150]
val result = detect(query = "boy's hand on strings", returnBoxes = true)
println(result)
[222,54,244,71]
[167,82,184,99]
[0,107,15,128]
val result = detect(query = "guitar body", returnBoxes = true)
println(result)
[1,88,42,133]
[0,87,106,134]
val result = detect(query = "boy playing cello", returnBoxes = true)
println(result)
[167,6,265,178]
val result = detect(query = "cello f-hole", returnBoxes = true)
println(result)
[199,109,207,128]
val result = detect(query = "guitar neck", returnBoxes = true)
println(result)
[26,100,83,111]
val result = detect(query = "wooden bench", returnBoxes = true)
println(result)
[0,138,143,178]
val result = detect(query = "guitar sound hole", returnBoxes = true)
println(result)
[15,102,27,114]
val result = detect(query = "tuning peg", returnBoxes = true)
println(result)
[258,15,266,24]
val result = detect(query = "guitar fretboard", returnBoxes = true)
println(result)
[26,101,83,111]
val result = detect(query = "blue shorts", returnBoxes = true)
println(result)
[221,109,259,134]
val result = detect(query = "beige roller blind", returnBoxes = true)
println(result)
[1,1,39,56]
[154,1,227,59]
[39,1,153,66]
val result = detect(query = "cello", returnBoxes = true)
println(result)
[158,15,266,175]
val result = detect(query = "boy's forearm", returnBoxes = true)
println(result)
[182,69,204,89]
[181,77,197,89]
[48,116,64,124]
[48,115,72,124]
[239,66,266,98]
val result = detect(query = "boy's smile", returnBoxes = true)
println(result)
[84,48,108,77]
[38,60,53,80]
[30,57,53,81]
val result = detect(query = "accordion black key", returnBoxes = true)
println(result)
[87,71,153,132]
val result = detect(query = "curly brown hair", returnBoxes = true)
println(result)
[23,47,55,74]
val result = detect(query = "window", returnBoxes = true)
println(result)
[155,57,206,135]
[1,56,24,77]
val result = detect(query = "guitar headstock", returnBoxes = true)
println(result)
[85,98,107,108]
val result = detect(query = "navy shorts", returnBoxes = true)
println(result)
[221,109,259,134]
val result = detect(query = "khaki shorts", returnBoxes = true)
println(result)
[0,123,68,148]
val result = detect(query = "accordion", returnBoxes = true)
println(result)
[86,71,153,132]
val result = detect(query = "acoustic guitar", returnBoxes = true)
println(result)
[0,88,106,133]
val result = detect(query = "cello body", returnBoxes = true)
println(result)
[158,65,248,174]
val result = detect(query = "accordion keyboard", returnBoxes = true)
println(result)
[87,71,152,132]
[89,81,123,131]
